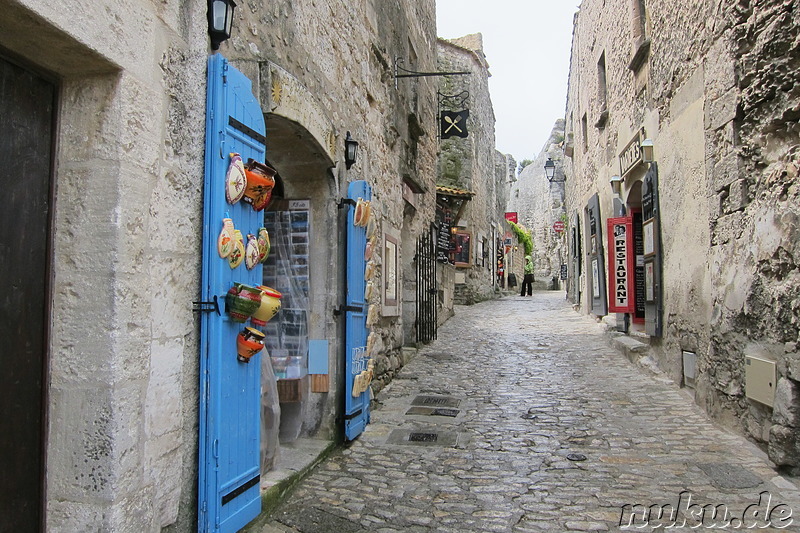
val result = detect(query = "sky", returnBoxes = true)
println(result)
[436,1,581,163]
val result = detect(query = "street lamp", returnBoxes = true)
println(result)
[344,131,359,169]
[544,158,556,181]
[610,175,622,196]
[641,138,655,163]
[208,0,236,51]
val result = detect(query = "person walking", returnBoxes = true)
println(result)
[520,255,534,296]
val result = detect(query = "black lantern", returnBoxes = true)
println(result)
[208,0,236,50]
[544,158,558,182]
[344,131,359,170]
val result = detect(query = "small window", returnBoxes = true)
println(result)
[581,113,589,151]
[598,52,608,111]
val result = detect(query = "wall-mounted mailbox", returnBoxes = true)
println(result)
[745,355,776,407]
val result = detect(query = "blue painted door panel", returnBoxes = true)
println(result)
[344,180,371,440]
[199,54,266,533]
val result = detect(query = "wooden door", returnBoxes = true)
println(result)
[0,55,56,532]
[198,54,266,533]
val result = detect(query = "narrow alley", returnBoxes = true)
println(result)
[256,292,799,532]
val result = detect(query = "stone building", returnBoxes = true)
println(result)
[436,34,505,308]
[563,0,800,471]
[0,0,442,530]
[507,120,568,289]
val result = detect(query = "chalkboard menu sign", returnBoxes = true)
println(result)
[436,222,451,263]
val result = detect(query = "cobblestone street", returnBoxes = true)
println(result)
[260,292,800,532]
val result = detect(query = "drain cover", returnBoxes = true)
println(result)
[387,429,459,447]
[409,432,438,442]
[431,408,459,417]
[567,453,587,462]
[412,395,461,408]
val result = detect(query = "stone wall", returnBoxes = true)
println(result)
[0,0,209,530]
[507,121,567,287]
[2,0,440,530]
[227,0,439,440]
[564,0,800,471]
[437,34,501,306]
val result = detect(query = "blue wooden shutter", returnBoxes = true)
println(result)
[199,54,266,533]
[344,180,371,440]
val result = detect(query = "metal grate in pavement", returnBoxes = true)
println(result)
[411,395,461,408]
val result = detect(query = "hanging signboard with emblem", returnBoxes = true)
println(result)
[438,90,470,139]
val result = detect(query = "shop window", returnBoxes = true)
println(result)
[451,231,471,267]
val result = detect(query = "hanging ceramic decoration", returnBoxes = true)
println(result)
[364,260,376,281]
[225,283,264,322]
[236,327,265,363]
[225,153,247,204]
[359,201,371,227]
[364,239,374,261]
[243,159,277,211]
[228,230,245,269]
[245,233,260,270]
[366,216,377,239]
[250,286,282,327]
[366,331,377,356]
[364,280,375,301]
[217,218,235,258]
[257,227,271,263]
[353,198,365,226]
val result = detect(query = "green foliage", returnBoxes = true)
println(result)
[517,159,534,173]
[507,220,534,256]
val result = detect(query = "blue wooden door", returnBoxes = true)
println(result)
[199,54,266,533]
[344,181,371,440]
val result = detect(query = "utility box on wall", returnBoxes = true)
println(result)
[745,354,777,408]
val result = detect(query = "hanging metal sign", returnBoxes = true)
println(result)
[440,110,469,139]
[607,217,635,313]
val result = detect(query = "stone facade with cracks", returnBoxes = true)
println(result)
[0,0,446,531]
[564,0,800,472]
[436,34,505,307]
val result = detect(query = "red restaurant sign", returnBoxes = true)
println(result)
[553,221,565,233]
[607,216,635,313]
[505,212,518,223]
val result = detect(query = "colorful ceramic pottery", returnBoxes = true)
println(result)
[243,159,277,211]
[364,240,373,261]
[217,218,235,258]
[353,198,365,226]
[225,283,263,322]
[228,230,245,269]
[364,280,374,301]
[225,153,247,204]
[257,228,271,263]
[366,217,376,239]
[245,233,260,270]
[236,329,264,363]
[364,260,375,281]
[250,285,282,327]
[360,201,371,227]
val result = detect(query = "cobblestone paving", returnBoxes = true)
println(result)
[265,293,800,532]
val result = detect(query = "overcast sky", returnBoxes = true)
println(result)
[436,1,580,163]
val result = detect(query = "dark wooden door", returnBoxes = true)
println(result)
[0,55,56,532]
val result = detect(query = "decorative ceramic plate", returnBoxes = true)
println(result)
[229,230,245,269]
[245,234,260,270]
[225,153,247,204]
[257,228,271,263]
[217,218,234,258]
[354,198,365,226]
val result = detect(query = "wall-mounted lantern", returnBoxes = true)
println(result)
[545,158,564,183]
[344,131,359,170]
[641,138,655,163]
[610,175,622,196]
[208,0,236,50]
